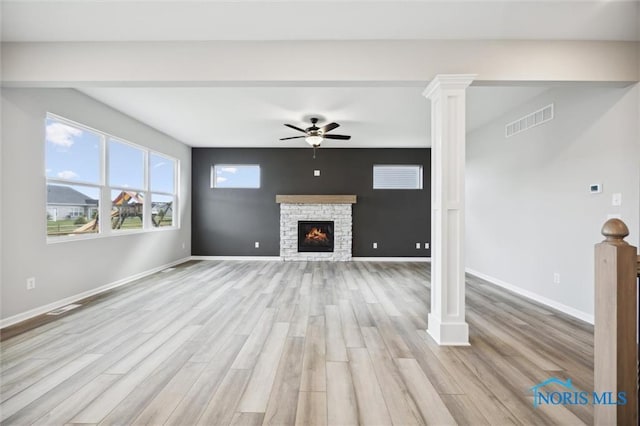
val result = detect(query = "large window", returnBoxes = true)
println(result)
[373,165,423,190]
[45,114,179,240]
[212,164,260,188]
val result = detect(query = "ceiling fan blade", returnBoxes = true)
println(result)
[319,122,339,133]
[279,136,306,140]
[323,134,351,140]
[284,124,308,133]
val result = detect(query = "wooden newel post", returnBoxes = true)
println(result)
[595,218,638,425]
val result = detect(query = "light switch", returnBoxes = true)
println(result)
[415,243,421,249]
[612,193,622,206]
[373,242,378,249]
[313,170,320,177]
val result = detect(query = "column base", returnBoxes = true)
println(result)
[427,313,470,346]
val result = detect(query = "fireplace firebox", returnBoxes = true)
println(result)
[298,221,334,252]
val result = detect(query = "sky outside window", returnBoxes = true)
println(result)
[45,118,101,184]
[214,165,260,188]
[150,153,175,193]
[109,139,145,189]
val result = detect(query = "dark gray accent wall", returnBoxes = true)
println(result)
[192,148,431,257]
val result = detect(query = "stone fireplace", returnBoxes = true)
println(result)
[277,195,356,261]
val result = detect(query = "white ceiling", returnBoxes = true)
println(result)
[2,1,638,42]
[79,86,548,148]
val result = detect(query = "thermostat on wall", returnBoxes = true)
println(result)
[589,183,602,194]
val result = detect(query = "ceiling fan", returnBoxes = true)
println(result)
[280,117,351,157]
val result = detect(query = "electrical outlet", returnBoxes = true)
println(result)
[26,277,36,290]
[424,242,430,249]
[372,242,378,249]
[255,241,260,248]
[182,242,185,249]
[415,243,421,249]
[612,193,622,206]
[313,170,320,177]
[553,273,560,284]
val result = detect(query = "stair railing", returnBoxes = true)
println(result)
[594,218,638,425]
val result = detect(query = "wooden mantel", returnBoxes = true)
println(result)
[276,195,357,204]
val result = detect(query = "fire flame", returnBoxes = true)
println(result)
[305,227,329,243]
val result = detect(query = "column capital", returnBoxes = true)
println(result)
[422,74,477,100]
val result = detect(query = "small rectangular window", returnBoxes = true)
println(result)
[373,165,423,190]
[212,164,260,188]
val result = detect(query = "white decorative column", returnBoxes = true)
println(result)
[423,74,475,346]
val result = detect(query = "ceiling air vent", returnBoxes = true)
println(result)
[505,104,554,138]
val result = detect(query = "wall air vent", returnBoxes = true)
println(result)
[505,104,554,138]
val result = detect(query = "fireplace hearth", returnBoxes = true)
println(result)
[298,221,334,252]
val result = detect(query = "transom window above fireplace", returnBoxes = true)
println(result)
[211,164,260,188]
[373,165,423,190]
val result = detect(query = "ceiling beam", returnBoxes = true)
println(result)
[2,40,638,87]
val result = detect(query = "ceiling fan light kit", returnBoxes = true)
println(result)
[305,135,323,146]
[280,117,351,158]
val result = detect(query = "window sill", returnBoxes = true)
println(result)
[46,226,180,244]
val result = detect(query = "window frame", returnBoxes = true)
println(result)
[211,164,261,189]
[45,113,180,243]
[372,164,424,190]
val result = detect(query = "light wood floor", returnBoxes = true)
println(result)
[0,261,593,425]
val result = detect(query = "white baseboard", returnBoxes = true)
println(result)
[0,257,192,330]
[191,256,283,261]
[352,257,431,262]
[465,267,594,324]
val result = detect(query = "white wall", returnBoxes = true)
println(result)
[0,88,191,323]
[466,85,640,322]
